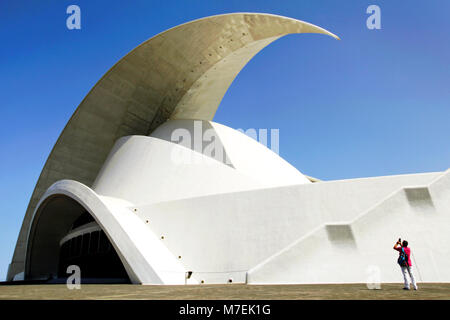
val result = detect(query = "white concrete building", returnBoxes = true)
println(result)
[7,13,450,285]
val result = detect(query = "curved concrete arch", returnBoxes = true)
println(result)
[25,180,189,284]
[8,13,339,280]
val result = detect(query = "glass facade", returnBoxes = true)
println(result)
[57,213,130,281]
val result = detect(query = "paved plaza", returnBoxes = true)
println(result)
[0,283,449,300]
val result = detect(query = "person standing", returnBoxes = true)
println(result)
[393,238,418,290]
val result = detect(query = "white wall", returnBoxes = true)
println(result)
[135,170,444,284]
[248,170,450,284]
[151,119,311,187]
[92,135,262,205]
[25,119,449,285]
[93,120,310,206]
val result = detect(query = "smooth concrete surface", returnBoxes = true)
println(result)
[21,165,449,285]
[1,283,449,300]
[8,13,337,281]
[93,135,263,205]
[136,170,448,284]
[150,120,311,187]
[92,120,310,205]
[25,180,192,284]
[16,118,449,284]
[247,170,450,284]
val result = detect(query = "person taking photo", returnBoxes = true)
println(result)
[394,238,418,290]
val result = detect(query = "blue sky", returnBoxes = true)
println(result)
[0,0,449,280]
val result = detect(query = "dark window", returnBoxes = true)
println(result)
[62,241,70,259]
[71,211,95,230]
[69,237,77,257]
[89,231,99,255]
[99,231,110,253]
[75,236,82,257]
[58,230,129,281]
[81,233,90,255]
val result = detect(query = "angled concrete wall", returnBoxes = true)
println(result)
[247,170,450,284]
[19,127,449,284]
[132,170,446,284]
[23,162,448,285]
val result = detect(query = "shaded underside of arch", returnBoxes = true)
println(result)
[25,195,129,282]
[24,180,188,284]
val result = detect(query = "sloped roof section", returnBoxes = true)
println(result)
[8,12,338,280]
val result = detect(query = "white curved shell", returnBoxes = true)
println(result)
[8,13,338,280]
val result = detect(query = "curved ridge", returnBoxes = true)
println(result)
[25,180,189,284]
[8,13,338,281]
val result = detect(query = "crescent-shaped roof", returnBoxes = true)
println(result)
[9,12,338,279]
